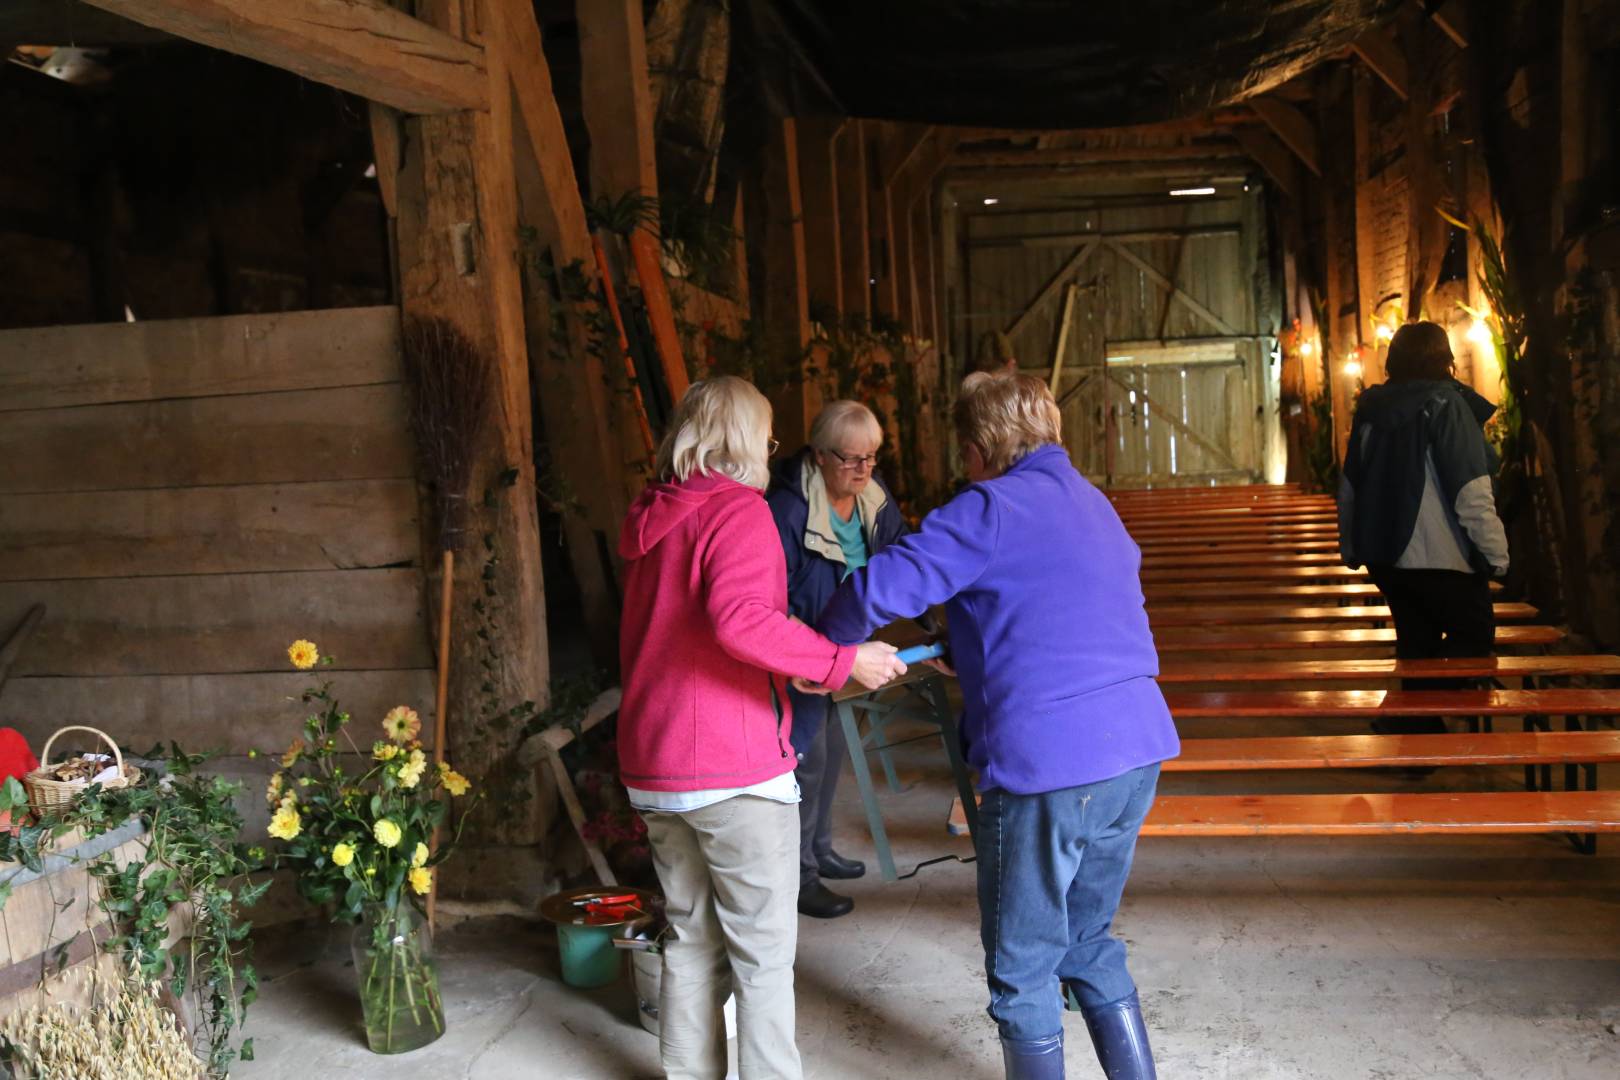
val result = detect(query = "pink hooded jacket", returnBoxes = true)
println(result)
[617,473,859,792]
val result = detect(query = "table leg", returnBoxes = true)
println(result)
[839,699,898,882]
[928,679,980,845]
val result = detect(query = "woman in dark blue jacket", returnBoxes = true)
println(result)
[766,401,906,920]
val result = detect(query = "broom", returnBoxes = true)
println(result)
[401,316,491,928]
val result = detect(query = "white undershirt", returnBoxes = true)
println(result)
[627,770,801,813]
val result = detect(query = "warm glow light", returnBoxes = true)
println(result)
[1300,341,1314,357]
[1342,360,1363,379]
[983,197,1000,206]
[1466,318,1493,345]
[1169,186,1217,197]
[1374,323,1394,343]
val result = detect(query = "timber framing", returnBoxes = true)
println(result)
[80,0,488,114]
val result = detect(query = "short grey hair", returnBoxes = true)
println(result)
[809,400,883,454]
[656,376,773,490]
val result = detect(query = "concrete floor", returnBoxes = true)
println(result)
[236,723,1620,1079]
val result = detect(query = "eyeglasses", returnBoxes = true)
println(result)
[767,438,780,456]
[827,448,878,471]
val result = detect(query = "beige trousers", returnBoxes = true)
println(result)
[642,795,803,1080]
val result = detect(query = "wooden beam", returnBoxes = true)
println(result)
[797,116,843,316]
[969,226,1240,249]
[1048,282,1077,395]
[868,123,901,318]
[1350,30,1409,101]
[835,120,871,318]
[1428,0,1468,48]
[757,118,812,445]
[1004,239,1098,339]
[951,143,1243,169]
[882,124,935,189]
[577,0,658,204]
[1248,97,1321,176]
[947,158,1255,184]
[1234,126,1302,200]
[81,0,486,114]
[1103,238,1239,336]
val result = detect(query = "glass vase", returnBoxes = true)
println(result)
[351,899,445,1054]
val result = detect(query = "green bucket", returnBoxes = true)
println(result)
[556,922,621,988]
[540,887,658,990]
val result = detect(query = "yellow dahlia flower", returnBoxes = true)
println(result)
[331,842,356,868]
[277,738,302,773]
[411,842,429,869]
[382,706,421,744]
[438,764,471,797]
[398,749,427,790]
[265,772,284,806]
[373,819,402,848]
[409,867,433,896]
[268,804,302,841]
[372,741,400,762]
[287,640,319,670]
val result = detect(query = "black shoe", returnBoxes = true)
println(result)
[1001,1032,1065,1079]
[797,881,854,919]
[1080,991,1156,1080]
[816,851,867,879]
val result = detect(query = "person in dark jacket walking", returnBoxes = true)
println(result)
[1339,321,1509,734]
[815,372,1178,1080]
[766,401,907,920]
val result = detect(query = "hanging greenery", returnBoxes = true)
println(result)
[0,754,264,1077]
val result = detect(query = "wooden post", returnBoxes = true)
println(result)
[752,118,813,449]
[388,3,550,851]
[836,120,871,319]
[797,116,844,318]
[867,123,901,320]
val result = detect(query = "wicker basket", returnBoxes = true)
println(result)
[25,725,139,815]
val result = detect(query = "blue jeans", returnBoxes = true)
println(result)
[977,764,1161,1042]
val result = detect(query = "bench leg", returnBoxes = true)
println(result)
[927,678,980,848]
[839,699,899,883]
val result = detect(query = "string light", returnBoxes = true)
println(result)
[1466,318,1492,345]
[982,197,1000,206]
[1343,351,1363,379]
[1299,341,1314,357]
[1374,323,1394,343]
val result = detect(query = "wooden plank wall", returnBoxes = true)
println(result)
[0,307,434,757]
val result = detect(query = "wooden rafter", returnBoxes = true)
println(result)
[1248,97,1321,176]
[80,0,487,114]
[952,143,1242,169]
[1350,29,1409,101]
[1234,126,1301,200]
[1427,0,1468,48]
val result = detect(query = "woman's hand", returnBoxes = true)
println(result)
[850,641,907,689]
[792,676,834,695]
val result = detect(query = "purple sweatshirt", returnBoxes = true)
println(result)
[818,444,1179,795]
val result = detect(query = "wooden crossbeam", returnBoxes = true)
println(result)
[1003,239,1099,339]
[1103,239,1238,335]
[82,0,487,114]
[1105,371,1240,472]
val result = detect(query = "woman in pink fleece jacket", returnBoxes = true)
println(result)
[619,376,904,1080]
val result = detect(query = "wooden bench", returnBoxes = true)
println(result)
[1141,551,1346,569]
[1163,687,1620,719]
[1141,564,1367,583]
[1129,524,1340,541]
[1121,510,1338,527]
[1153,625,1565,653]
[1145,601,1537,627]
[1164,730,1620,771]
[1140,791,1620,836]
[1157,654,1620,684]
[1145,581,1501,603]
[1136,538,1342,555]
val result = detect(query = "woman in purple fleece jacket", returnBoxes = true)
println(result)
[817,371,1178,1080]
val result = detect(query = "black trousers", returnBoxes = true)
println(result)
[795,708,848,886]
[1367,566,1496,735]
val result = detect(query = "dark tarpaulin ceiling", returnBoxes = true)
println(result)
[734,0,1406,129]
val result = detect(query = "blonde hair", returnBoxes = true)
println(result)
[954,370,1063,475]
[809,400,883,453]
[655,376,773,490]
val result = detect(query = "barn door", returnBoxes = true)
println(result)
[966,190,1269,487]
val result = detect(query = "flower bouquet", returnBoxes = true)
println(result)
[268,640,475,1054]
